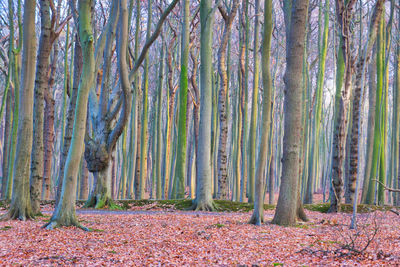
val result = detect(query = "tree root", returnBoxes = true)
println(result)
[249,212,264,226]
[191,200,218,211]
[0,207,34,221]
[42,219,90,231]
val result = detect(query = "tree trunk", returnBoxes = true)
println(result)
[192,0,216,211]
[272,0,309,226]
[139,0,152,199]
[346,0,385,204]
[216,1,239,200]
[30,0,54,213]
[249,0,272,225]
[2,0,36,221]
[247,0,261,203]
[56,34,82,205]
[174,0,190,199]
[44,0,95,230]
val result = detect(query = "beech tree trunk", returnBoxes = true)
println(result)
[2,0,36,221]
[193,0,216,211]
[44,0,95,230]
[272,0,309,226]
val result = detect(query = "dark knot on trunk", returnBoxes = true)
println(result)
[84,139,109,172]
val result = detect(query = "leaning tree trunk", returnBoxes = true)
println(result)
[249,0,273,225]
[55,34,82,205]
[272,0,309,226]
[192,0,216,211]
[44,0,95,230]
[1,0,36,221]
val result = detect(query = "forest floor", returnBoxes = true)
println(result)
[1,199,400,265]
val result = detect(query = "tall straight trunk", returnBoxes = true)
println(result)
[30,0,52,212]
[239,0,249,202]
[120,128,128,199]
[377,16,386,206]
[272,0,309,226]
[132,0,141,200]
[248,0,261,203]
[0,0,15,197]
[156,41,165,199]
[193,0,216,211]
[174,0,190,199]
[305,0,329,204]
[5,0,22,202]
[361,55,377,203]
[1,0,15,200]
[164,33,177,199]
[1,84,12,199]
[216,1,239,199]
[44,0,96,230]
[394,18,400,204]
[139,0,152,199]
[1,0,36,221]
[329,0,357,213]
[346,0,385,204]
[249,0,273,225]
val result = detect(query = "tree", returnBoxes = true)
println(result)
[216,0,239,199]
[247,0,261,203]
[272,0,309,226]
[30,0,70,214]
[192,0,217,211]
[44,0,95,230]
[1,0,36,221]
[84,0,179,207]
[249,0,273,225]
[174,0,190,199]
[346,0,385,204]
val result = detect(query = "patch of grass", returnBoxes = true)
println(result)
[273,263,284,266]
[108,250,117,254]
[214,223,225,228]
[295,224,309,229]
[88,228,105,232]
[304,203,393,213]
[0,225,12,231]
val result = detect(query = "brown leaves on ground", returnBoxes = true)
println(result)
[0,208,399,265]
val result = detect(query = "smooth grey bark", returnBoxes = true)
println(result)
[192,0,216,211]
[272,0,309,226]
[249,0,273,225]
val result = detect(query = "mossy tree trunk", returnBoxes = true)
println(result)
[2,0,36,221]
[44,0,95,230]
[174,0,190,199]
[346,0,385,204]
